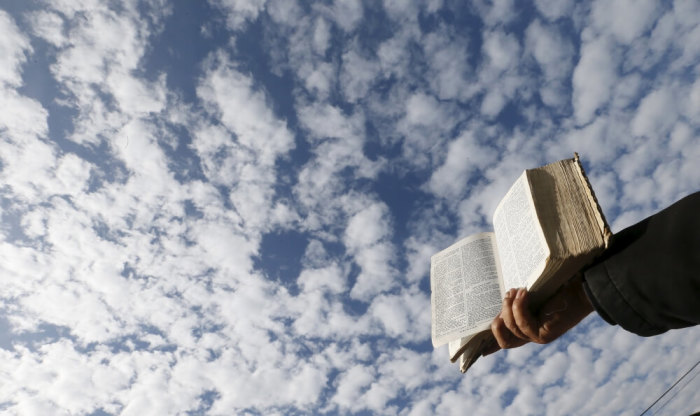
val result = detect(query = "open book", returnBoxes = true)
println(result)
[430,154,611,373]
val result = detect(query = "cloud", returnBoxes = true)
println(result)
[326,0,364,33]
[209,0,268,31]
[590,0,660,44]
[421,28,476,101]
[482,30,520,73]
[404,93,445,126]
[534,0,575,21]
[298,263,345,294]
[292,103,383,237]
[0,10,32,87]
[340,46,380,103]
[312,16,331,56]
[197,54,295,165]
[428,130,499,199]
[477,30,525,117]
[396,92,461,169]
[332,364,375,411]
[27,10,67,47]
[572,37,617,125]
[1,0,700,415]
[195,53,296,232]
[525,19,575,108]
[344,201,398,300]
[474,0,518,27]
[0,92,51,203]
[631,86,677,138]
[25,1,169,146]
[369,290,430,342]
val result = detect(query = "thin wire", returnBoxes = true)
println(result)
[639,359,700,416]
[650,369,700,416]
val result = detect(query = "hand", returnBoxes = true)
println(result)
[482,276,594,356]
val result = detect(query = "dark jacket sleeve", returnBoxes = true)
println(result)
[582,191,700,336]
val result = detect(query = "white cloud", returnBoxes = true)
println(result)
[0,10,32,87]
[210,0,268,30]
[403,234,446,285]
[590,0,660,44]
[689,78,700,120]
[332,364,375,411]
[0,14,49,210]
[297,101,361,142]
[25,1,170,147]
[369,290,430,341]
[198,55,295,165]
[631,86,677,138]
[474,0,517,27]
[0,120,88,228]
[377,28,415,78]
[525,19,575,107]
[293,103,383,233]
[297,263,346,294]
[54,154,92,196]
[2,1,700,415]
[345,202,391,249]
[526,20,574,74]
[27,10,67,47]
[328,0,364,33]
[303,61,335,98]
[107,72,167,115]
[405,92,444,126]
[344,202,398,300]
[555,116,622,167]
[312,16,331,56]
[266,0,303,27]
[482,30,520,73]
[422,29,476,101]
[340,47,380,103]
[609,72,644,111]
[534,0,575,20]
[382,0,420,23]
[572,37,617,125]
[194,54,295,232]
[396,91,460,166]
[481,89,508,117]
[428,130,499,199]
[474,30,526,117]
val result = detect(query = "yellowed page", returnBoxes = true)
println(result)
[493,171,550,291]
[430,232,503,347]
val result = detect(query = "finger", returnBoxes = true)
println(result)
[535,281,588,344]
[491,318,528,350]
[481,338,500,356]
[491,299,529,350]
[491,315,511,350]
[501,288,528,340]
[511,288,542,342]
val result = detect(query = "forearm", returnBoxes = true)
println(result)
[583,191,700,336]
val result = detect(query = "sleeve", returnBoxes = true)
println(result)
[582,191,700,336]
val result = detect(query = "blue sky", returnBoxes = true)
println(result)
[0,0,699,414]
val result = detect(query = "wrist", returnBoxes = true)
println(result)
[572,274,594,316]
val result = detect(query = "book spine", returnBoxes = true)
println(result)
[573,153,612,247]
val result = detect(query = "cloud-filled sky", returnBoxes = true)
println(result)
[0,0,699,414]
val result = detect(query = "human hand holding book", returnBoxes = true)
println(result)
[430,154,611,373]
[482,275,594,356]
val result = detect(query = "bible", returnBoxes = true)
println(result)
[430,154,611,373]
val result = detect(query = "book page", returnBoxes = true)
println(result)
[458,330,493,373]
[493,172,550,291]
[431,233,504,347]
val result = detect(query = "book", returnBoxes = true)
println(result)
[430,154,611,373]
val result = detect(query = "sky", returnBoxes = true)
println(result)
[0,0,699,415]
